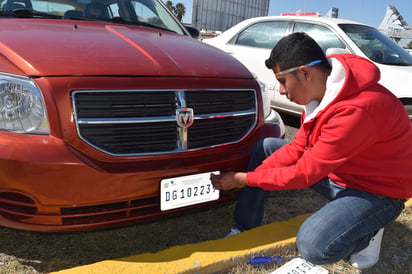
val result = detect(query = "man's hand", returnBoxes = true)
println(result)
[210,172,248,191]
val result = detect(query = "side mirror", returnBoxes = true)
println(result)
[326,47,351,56]
[185,26,200,39]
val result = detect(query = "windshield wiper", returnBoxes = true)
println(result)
[0,9,62,19]
[107,17,175,33]
[380,62,411,66]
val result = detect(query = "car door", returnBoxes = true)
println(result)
[273,21,348,115]
[216,20,291,114]
[229,20,347,116]
[212,19,348,117]
[293,22,347,53]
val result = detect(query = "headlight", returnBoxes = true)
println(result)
[255,77,272,119]
[0,74,49,134]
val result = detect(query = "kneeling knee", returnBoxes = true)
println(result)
[296,235,326,265]
[296,230,343,265]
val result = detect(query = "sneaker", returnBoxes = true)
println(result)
[351,228,384,269]
[225,227,242,237]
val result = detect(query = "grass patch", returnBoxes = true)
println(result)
[0,192,410,273]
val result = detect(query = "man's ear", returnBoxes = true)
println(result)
[299,66,311,80]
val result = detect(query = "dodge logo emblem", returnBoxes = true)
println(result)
[176,108,194,128]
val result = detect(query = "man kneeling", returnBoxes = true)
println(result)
[211,32,411,269]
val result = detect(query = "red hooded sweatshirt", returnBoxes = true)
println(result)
[247,54,412,199]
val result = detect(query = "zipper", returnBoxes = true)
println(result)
[305,118,317,150]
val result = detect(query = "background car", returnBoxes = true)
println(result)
[0,0,284,232]
[204,16,412,121]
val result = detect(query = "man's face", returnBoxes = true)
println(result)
[273,64,324,105]
[273,66,313,105]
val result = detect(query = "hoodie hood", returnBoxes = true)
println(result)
[0,20,251,78]
[304,54,381,122]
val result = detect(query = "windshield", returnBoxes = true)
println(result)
[339,24,412,66]
[0,0,186,34]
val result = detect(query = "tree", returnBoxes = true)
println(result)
[165,1,174,13]
[175,3,186,22]
[407,40,412,49]
[164,1,185,22]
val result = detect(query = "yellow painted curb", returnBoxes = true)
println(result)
[52,213,311,274]
[53,199,411,274]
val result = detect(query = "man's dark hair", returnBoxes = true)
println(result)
[265,32,331,72]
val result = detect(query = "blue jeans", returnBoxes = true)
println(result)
[234,138,406,265]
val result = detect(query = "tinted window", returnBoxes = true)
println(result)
[0,0,186,35]
[235,21,289,49]
[339,24,412,66]
[293,22,346,52]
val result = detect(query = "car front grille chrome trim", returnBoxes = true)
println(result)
[72,89,257,156]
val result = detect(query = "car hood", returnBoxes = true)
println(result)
[0,20,251,78]
[377,63,412,98]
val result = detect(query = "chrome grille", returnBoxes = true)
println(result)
[72,89,257,155]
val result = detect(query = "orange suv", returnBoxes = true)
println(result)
[0,0,284,231]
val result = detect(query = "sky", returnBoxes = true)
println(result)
[172,0,412,29]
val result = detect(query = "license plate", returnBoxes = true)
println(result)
[160,171,220,211]
[271,258,329,274]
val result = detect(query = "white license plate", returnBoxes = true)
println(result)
[271,258,329,274]
[160,171,220,211]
